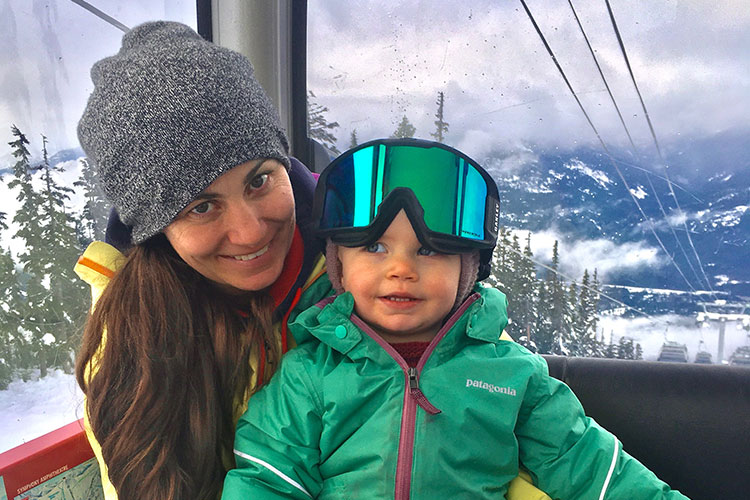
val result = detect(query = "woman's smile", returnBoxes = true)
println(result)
[229,245,270,261]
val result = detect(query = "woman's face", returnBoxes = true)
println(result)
[164,159,295,294]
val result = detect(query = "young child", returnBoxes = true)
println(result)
[222,139,689,499]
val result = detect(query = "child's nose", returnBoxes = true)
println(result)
[387,254,418,281]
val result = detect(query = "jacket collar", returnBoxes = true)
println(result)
[271,157,325,317]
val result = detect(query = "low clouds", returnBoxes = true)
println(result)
[510,227,665,282]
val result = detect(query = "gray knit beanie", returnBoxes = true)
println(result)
[78,21,290,244]
[326,240,480,311]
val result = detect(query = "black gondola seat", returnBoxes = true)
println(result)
[543,355,750,500]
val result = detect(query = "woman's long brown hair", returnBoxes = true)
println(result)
[75,235,281,500]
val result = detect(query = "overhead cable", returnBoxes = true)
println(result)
[567,0,707,291]
[566,0,636,151]
[69,0,129,33]
[518,0,699,294]
[606,156,703,203]
[644,171,705,287]
[603,0,717,297]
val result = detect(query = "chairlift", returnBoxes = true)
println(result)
[694,340,712,364]
[728,335,750,366]
[657,340,688,363]
[694,350,712,364]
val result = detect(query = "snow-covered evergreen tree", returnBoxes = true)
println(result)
[512,233,538,351]
[566,281,580,354]
[0,213,16,388]
[635,343,644,360]
[74,157,108,246]
[534,278,554,354]
[618,337,635,360]
[570,269,603,357]
[602,336,643,360]
[392,116,416,138]
[487,226,514,292]
[348,129,358,149]
[535,241,568,355]
[6,126,42,376]
[35,136,87,374]
[487,229,605,358]
[307,90,340,154]
[7,129,86,377]
[604,332,617,358]
[431,91,449,143]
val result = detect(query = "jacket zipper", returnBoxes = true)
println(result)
[393,366,443,499]
[351,293,480,500]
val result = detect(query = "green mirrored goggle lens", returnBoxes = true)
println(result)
[320,143,489,240]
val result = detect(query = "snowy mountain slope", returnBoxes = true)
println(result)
[482,130,750,306]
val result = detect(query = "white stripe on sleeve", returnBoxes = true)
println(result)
[598,434,619,500]
[233,449,313,498]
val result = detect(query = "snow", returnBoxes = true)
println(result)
[695,205,749,229]
[565,159,613,189]
[715,274,742,286]
[629,185,648,199]
[0,369,84,455]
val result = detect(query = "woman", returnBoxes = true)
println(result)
[74,21,329,500]
[75,19,553,500]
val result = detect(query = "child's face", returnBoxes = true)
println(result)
[337,210,461,343]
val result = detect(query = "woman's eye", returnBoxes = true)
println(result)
[417,247,437,256]
[249,173,269,190]
[364,243,386,253]
[189,201,213,215]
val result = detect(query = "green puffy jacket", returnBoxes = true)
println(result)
[224,286,689,500]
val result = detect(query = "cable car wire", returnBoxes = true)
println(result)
[566,0,636,151]
[644,171,705,286]
[605,155,703,203]
[602,0,661,159]
[566,0,707,292]
[603,0,718,298]
[518,0,699,294]
[68,0,129,33]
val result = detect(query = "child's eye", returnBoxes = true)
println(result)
[189,201,214,215]
[249,173,270,190]
[364,243,386,253]
[417,247,437,256]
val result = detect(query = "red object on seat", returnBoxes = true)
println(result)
[0,419,96,499]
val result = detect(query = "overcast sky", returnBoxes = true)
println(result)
[2,0,747,158]
[307,0,750,159]
[0,0,196,158]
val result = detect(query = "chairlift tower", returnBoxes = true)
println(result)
[696,302,750,364]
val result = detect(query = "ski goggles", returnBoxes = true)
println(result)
[313,138,500,257]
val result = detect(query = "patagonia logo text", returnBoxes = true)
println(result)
[466,378,516,396]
